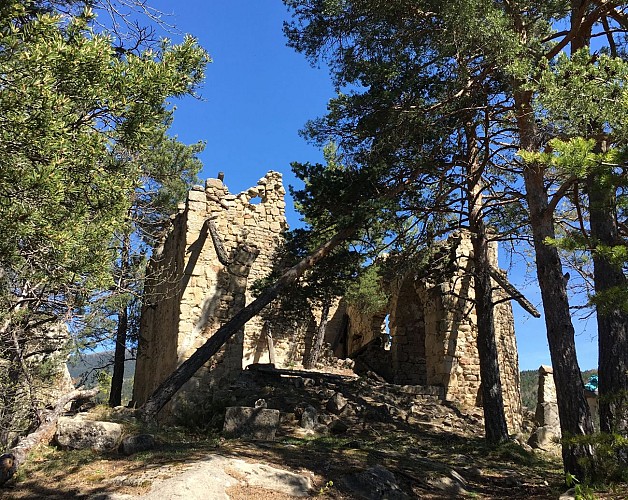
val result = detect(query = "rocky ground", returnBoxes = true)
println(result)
[2,364,623,499]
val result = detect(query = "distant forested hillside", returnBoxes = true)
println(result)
[67,352,135,404]
[520,369,598,409]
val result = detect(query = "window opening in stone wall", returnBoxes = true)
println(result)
[383,314,391,350]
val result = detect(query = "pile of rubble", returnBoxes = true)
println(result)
[219,363,486,441]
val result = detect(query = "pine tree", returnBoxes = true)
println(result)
[0,0,208,445]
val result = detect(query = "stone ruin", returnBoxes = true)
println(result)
[528,365,599,451]
[132,172,523,432]
[528,365,561,451]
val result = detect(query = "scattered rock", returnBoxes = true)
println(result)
[55,416,122,451]
[119,434,155,456]
[223,406,280,441]
[329,418,349,434]
[326,391,348,414]
[426,474,468,497]
[458,465,482,479]
[318,414,334,426]
[300,405,318,430]
[338,465,409,499]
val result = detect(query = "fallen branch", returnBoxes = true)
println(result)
[0,387,99,487]
[139,171,424,422]
[140,225,356,422]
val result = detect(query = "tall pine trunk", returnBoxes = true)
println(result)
[466,127,509,443]
[515,90,595,477]
[587,171,628,436]
[569,15,628,439]
[109,232,131,407]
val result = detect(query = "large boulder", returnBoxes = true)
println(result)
[55,415,122,451]
[223,406,280,440]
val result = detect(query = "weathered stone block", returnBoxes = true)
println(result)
[300,405,318,430]
[120,434,155,455]
[223,406,280,440]
[535,401,560,428]
[55,416,122,451]
[188,189,207,203]
[206,178,224,189]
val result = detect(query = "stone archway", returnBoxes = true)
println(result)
[389,275,427,385]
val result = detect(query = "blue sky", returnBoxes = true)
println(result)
[138,1,598,371]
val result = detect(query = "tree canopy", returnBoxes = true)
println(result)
[282,0,627,478]
[0,0,208,447]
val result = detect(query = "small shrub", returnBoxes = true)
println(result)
[565,472,595,500]
[566,431,628,485]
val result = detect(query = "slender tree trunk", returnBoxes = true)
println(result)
[515,90,595,477]
[109,306,128,407]
[109,232,131,407]
[140,226,355,422]
[303,300,331,369]
[466,125,509,443]
[587,171,628,436]
[471,227,509,443]
[568,15,628,438]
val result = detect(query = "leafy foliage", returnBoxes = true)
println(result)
[0,0,208,446]
[344,264,389,315]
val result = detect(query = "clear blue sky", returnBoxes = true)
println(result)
[139,1,598,371]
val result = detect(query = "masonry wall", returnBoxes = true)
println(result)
[339,232,522,433]
[133,172,288,412]
[133,176,522,432]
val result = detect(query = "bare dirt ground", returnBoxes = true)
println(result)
[2,367,627,499]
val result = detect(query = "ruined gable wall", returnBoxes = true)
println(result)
[341,231,522,432]
[402,232,520,432]
[133,172,288,409]
[132,208,187,406]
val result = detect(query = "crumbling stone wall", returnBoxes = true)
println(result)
[133,176,522,432]
[133,172,288,411]
[340,232,522,433]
